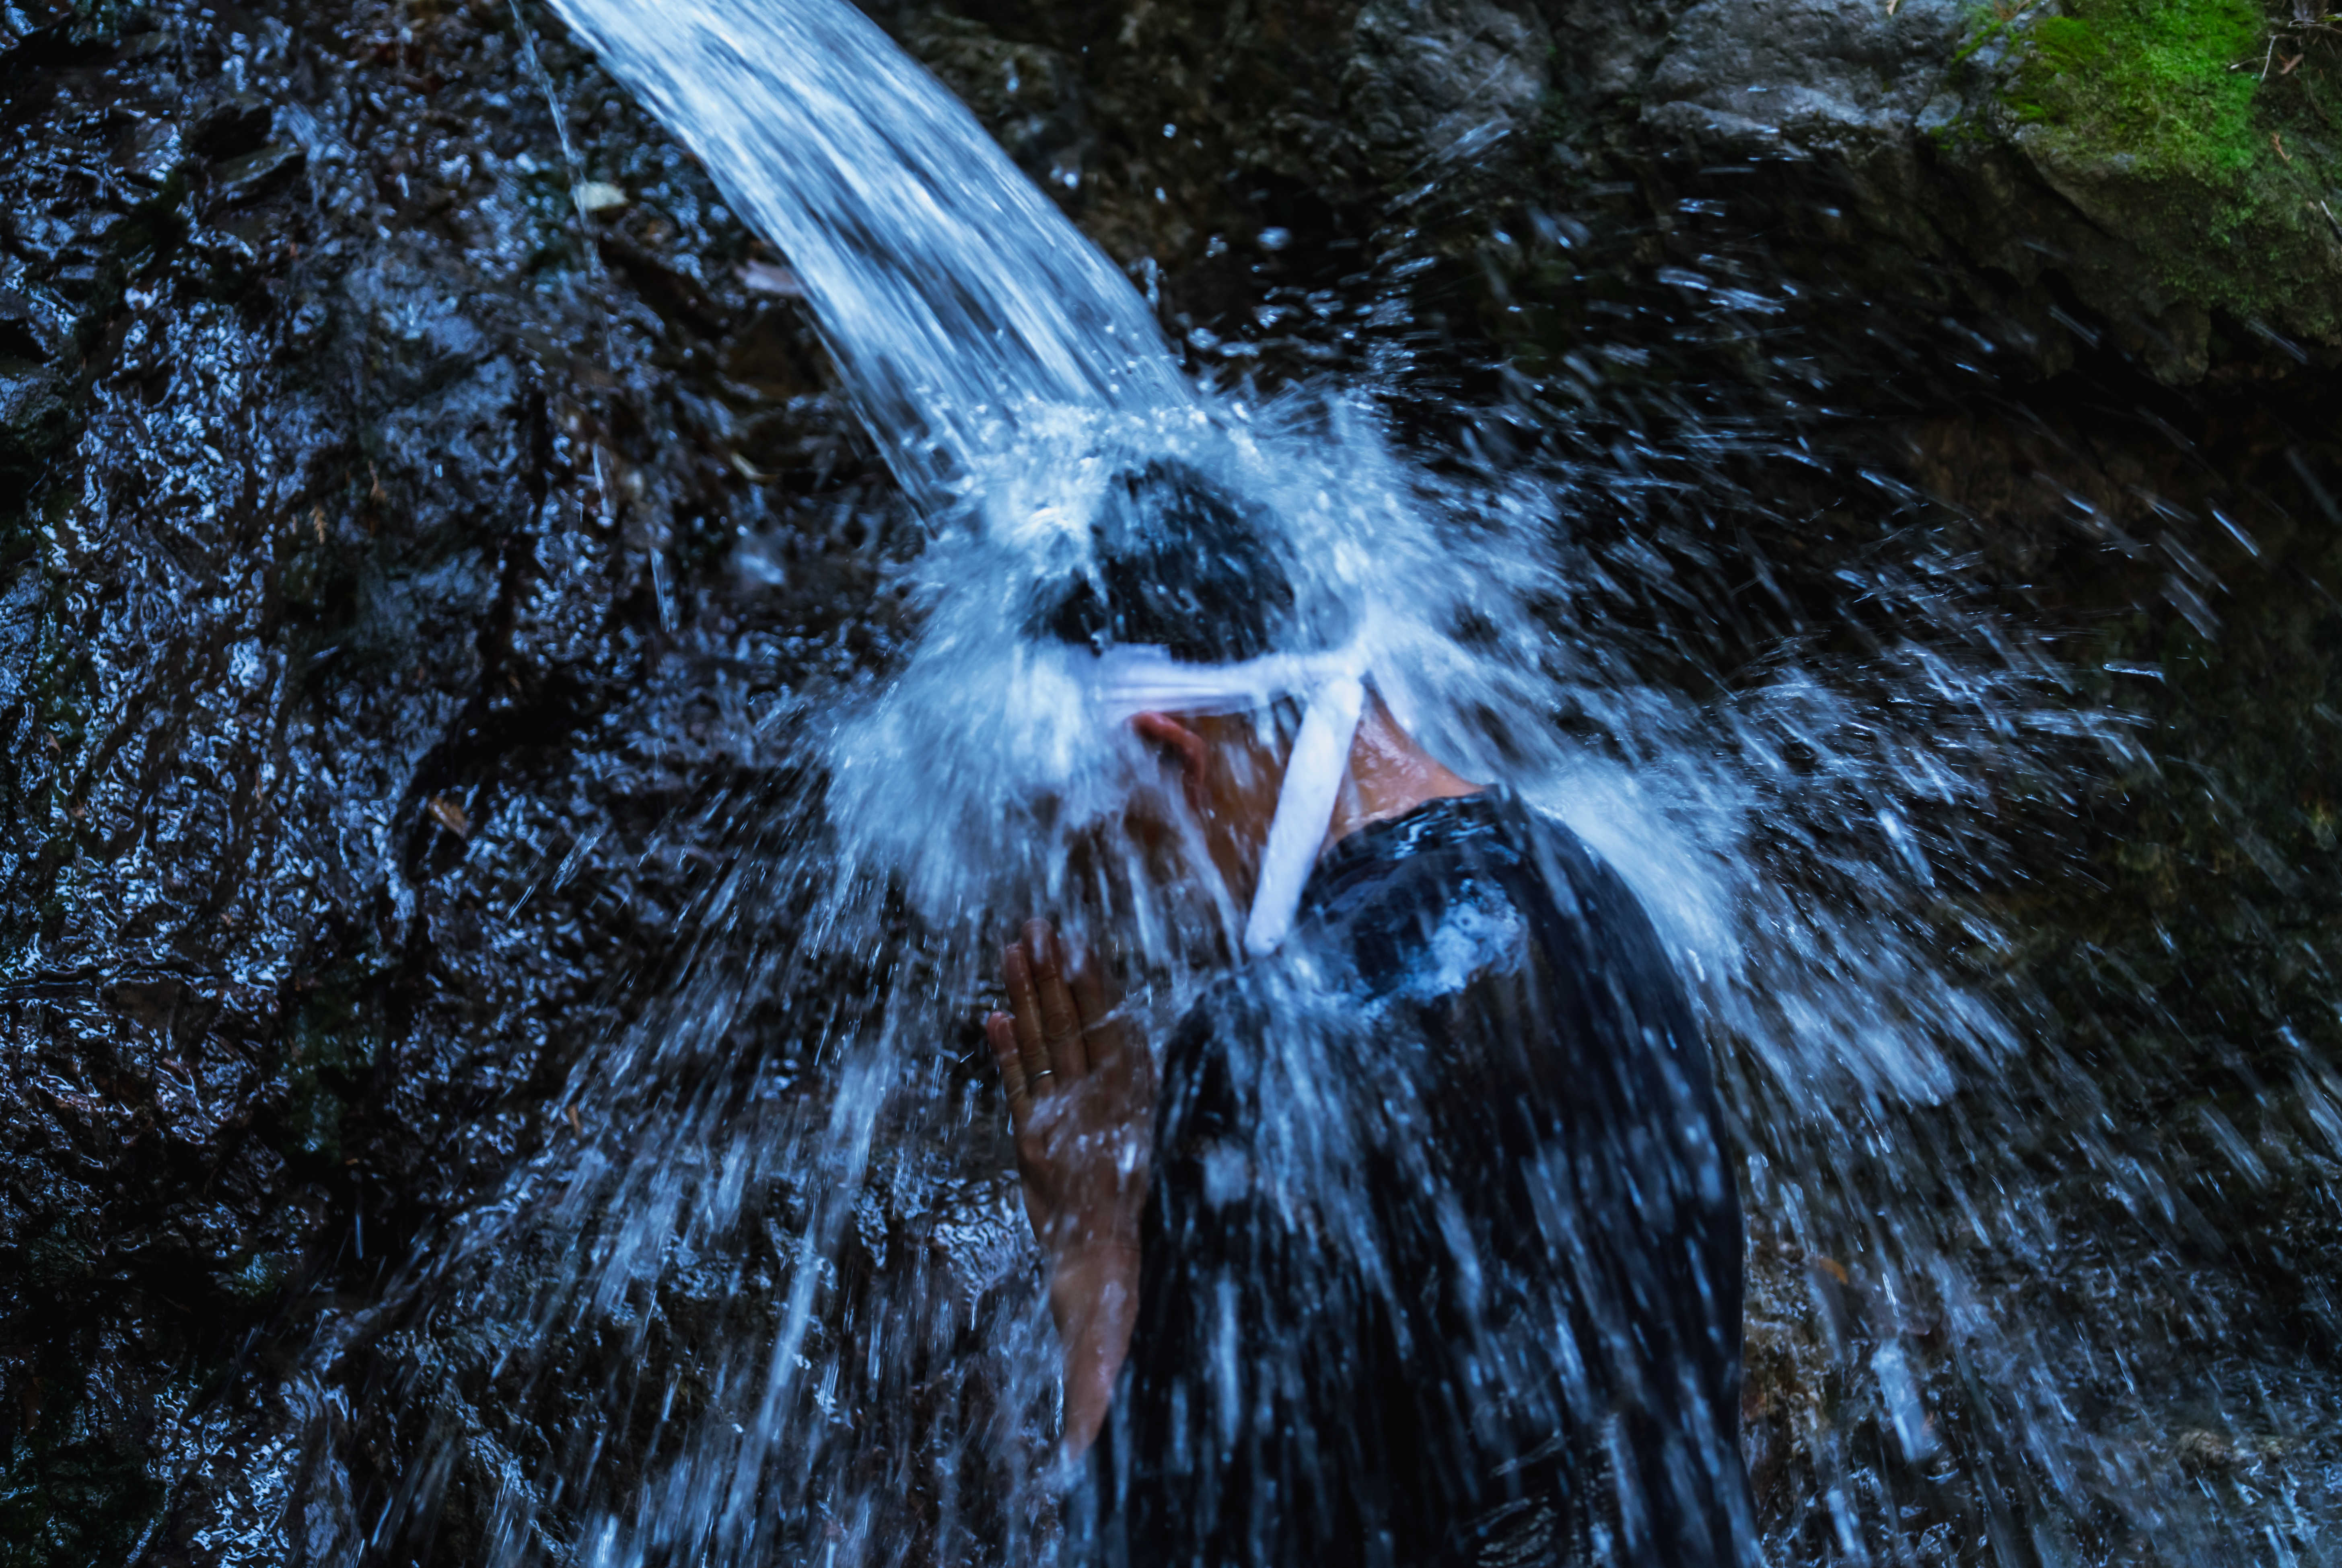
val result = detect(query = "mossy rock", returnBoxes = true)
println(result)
[1993,0,2342,359]
[275,970,392,1165]
[0,1381,164,1568]
[0,343,72,517]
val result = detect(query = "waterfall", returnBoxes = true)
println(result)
[542,0,1191,506]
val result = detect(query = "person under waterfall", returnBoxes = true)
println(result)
[983,461,1756,1567]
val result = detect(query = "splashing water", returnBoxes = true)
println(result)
[268,2,2342,1565]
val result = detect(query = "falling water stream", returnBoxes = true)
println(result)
[269,2,2342,1564]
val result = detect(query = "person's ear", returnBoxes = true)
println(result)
[1132,712,1210,813]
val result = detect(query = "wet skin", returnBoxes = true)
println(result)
[986,921,1150,1459]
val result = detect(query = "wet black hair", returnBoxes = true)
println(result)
[1034,458,1340,665]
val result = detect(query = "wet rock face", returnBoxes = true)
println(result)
[1344,0,1552,173]
[1641,0,1971,153]
[0,0,889,1556]
[1623,0,2342,380]
[4,0,2342,1562]
[913,0,2342,386]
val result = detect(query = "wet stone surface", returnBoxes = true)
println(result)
[6,0,2342,1564]
[0,0,900,1558]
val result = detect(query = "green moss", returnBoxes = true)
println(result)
[2010,0,2264,183]
[0,1377,164,1568]
[1978,0,2342,349]
[19,1219,95,1293]
[276,970,388,1164]
[217,1249,293,1302]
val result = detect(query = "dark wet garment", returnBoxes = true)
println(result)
[1076,790,1753,1568]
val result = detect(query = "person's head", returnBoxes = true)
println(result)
[1033,460,1339,905]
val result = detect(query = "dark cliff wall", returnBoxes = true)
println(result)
[5,0,2342,1563]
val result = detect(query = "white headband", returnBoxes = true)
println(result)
[1091,643,1371,956]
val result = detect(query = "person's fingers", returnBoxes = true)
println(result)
[1067,944,1127,1081]
[1027,919,1090,1079]
[1003,940,1054,1092]
[986,1011,1031,1124]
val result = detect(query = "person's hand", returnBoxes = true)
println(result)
[986,918,1152,1456]
[987,918,1151,1262]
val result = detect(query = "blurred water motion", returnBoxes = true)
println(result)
[272,1,2342,1564]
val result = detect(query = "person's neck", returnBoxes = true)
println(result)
[1325,701,1482,845]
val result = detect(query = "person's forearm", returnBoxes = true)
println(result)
[1048,1243,1141,1457]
